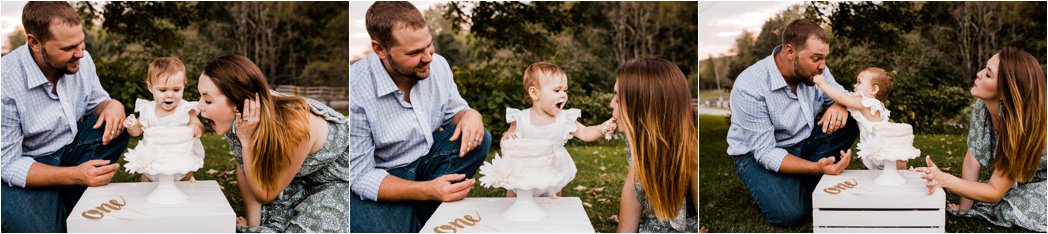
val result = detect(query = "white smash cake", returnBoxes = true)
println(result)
[857,122,922,162]
[479,139,564,192]
[123,126,204,175]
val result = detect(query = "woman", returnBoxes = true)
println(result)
[612,59,698,232]
[918,48,1046,232]
[196,55,349,232]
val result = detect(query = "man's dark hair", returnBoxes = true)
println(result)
[365,1,427,48]
[781,19,828,50]
[22,1,82,43]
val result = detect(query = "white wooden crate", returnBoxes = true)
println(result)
[813,170,945,233]
[67,180,236,233]
[420,197,595,233]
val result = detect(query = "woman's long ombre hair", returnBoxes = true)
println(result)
[204,55,311,192]
[993,48,1046,183]
[616,58,697,221]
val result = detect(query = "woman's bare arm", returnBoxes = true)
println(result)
[236,164,262,226]
[616,164,642,233]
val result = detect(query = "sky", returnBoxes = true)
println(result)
[698,1,800,58]
[349,1,441,61]
[5,1,798,61]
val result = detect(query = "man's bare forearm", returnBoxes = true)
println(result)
[777,154,820,175]
[376,175,431,202]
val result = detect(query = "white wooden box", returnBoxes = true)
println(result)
[67,180,236,233]
[420,197,595,233]
[813,170,945,232]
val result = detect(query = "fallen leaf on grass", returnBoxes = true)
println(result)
[700,226,709,233]
[574,185,588,191]
[207,169,219,175]
[611,215,619,223]
[582,202,592,208]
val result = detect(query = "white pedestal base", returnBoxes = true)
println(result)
[145,174,187,205]
[874,160,906,186]
[502,189,546,221]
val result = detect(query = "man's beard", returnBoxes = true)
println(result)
[40,46,78,75]
[792,56,815,86]
[386,54,429,81]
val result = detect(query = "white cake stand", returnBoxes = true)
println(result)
[874,159,906,186]
[145,173,187,205]
[503,189,546,221]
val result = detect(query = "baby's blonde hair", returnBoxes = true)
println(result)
[146,57,186,86]
[522,62,567,101]
[861,67,893,101]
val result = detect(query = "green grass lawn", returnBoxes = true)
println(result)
[468,142,629,233]
[698,114,1035,233]
[112,134,246,216]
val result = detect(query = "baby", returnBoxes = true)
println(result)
[502,62,616,197]
[123,57,206,182]
[814,67,905,170]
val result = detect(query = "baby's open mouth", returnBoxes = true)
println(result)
[555,101,565,109]
[163,100,175,106]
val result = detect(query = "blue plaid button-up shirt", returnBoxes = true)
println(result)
[726,46,845,172]
[2,44,111,188]
[350,53,470,201]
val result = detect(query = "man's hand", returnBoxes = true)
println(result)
[94,100,126,145]
[73,159,119,187]
[450,110,484,157]
[818,104,849,134]
[816,149,851,175]
[424,174,474,202]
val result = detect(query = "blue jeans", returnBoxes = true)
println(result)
[732,117,858,227]
[350,124,492,233]
[1,113,130,233]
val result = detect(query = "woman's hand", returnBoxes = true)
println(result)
[236,93,261,143]
[236,216,247,227]
[915,156,960,195]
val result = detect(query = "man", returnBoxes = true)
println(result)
[1,2,130,232]
[726,19,859,227]
[349,2,492,233]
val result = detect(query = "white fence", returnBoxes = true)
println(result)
[275,85,348,112]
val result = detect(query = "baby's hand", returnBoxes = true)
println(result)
[601,118,616,140]
[501,132,518,142]
[122,114,138,129]
[190,120,204,138]
[813,74,827,85]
